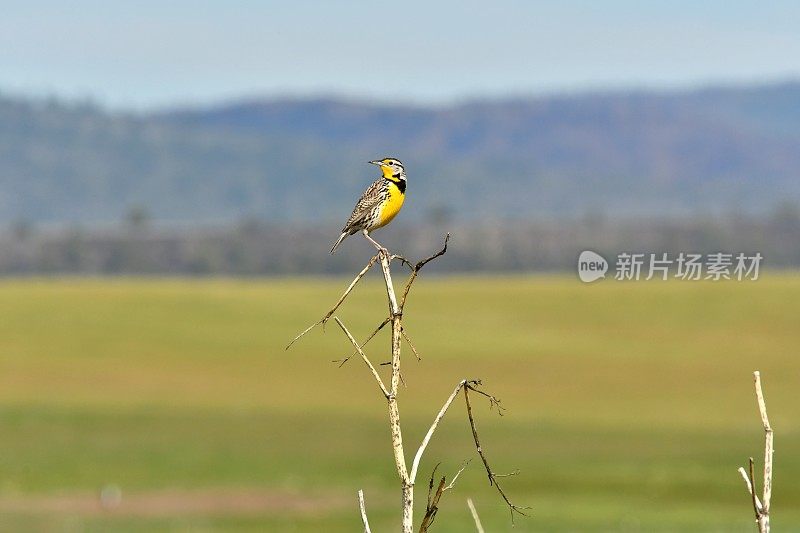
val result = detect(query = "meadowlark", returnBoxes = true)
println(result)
[330,157,407,254]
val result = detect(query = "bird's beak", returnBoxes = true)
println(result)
[368,160,383,166]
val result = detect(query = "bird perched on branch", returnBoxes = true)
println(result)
[330,157,407,254]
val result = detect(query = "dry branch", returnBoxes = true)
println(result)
[410,380,469,483]
[358,489,372,533]
[287,234,525,531]
[399,233,449,310]
[335,317,390,366]
[467,498,485,533]
[334,316,389,398]
[367,250,416,532]
[402,326,422,361]
[418,461,470,533]
[738,371,773,533]
[418,467,446,533]
[286,253,379,349]
[445,460,470,491]
[464,382,529,522]
[412,379,527,524]
[754,372,773,515]
[737,464,763,513]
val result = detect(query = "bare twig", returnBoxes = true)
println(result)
[467,498,485,533]
[418,467,446,533]
[378,361,407,388]
[402,327,422,361]
[445,460,470,491]
[427,464,441,504]
[418,461,470,533]
[465,383,506,415]
[334,317,389,399]
[415,233,451,270]
[399,233,450,310]
[464,382,530,522]
[410,380,468,483]
[358,489,372,533]
[335,317,391,366]
[738,466,763,512]
[391,254,415,270]
[749,458,761,522]
[738,371,773,533]
[286,253,379,349]
[754,372,773,515]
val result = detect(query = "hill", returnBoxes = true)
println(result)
[3,82,800,223]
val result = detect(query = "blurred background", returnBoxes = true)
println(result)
[0,1,798,531]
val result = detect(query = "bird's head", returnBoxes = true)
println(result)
[370,157,405,180]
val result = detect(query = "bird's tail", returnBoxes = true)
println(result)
[330,232,348,254]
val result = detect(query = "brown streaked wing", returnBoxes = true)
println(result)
[341,179,385,233]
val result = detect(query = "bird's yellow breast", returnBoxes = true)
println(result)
[377,181,405,227]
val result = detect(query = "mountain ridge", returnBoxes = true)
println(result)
[3,81,800,224]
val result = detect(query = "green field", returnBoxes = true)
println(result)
[0,275,798,532]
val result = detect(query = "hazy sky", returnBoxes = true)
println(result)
[2,1,799,109]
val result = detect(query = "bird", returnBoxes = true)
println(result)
[330,157,407,255]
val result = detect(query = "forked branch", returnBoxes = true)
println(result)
[287,234,525,531]
[289,233,447,353]
[410,379,527,525]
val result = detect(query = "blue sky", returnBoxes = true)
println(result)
[2,1,799,109]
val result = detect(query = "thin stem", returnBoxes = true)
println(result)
[286,253,379,349]
[738,371,773,533]
[335,317,390,367]
[467,498,485,533]
[464,383,530,522]
[399,233,449,311]
[749,458,760,520]
[445,460,471,491]
[402,327,422,361]
[358,489,372,533]
[754,371,773,514]
[418,461,470,533]
[418,469,445,533]
[410,380,467,483]
[334,317,389,399]
[379,251,401,317]
[373,250,412,532]
[738,466,763,511]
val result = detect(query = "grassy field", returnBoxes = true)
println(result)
[0,274,798,531]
